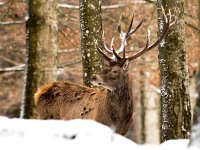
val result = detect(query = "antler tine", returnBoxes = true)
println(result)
[103,42,113,54]
[117,13,144,57]
[112,46,122,60]
[95,41,112,62]
[127,7,176,61]
[126,12,134,36]
[168,10,177,27]
[128,29,151,61]
[147,7,176,49]
[128,19,144,36]
[110,37,114,49]
[102,31,113,55]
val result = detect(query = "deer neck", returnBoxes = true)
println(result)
[106,74,133,122]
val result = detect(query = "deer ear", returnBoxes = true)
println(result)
[123,60,129,72]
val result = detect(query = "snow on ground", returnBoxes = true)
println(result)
[0,117,198,150]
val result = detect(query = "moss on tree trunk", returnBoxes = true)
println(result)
[188,1,200,146]
[79,0,103,87]
[20,0,58,119]
[157,0,191,142]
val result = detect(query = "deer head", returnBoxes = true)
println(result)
[91,7,176,91]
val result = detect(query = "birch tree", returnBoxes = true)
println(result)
[157,0,191,142]
[79,0,103,87]
[20,0,58,119]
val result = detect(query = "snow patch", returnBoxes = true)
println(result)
[0,117,199,150]
[88,4,95,10]
[87,53,90,57]
[86,30,89,34]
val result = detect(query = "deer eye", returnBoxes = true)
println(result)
[112,70,118,74]
[109,70,119,79]
[101,68,110,74]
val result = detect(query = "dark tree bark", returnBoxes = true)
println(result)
[188,1,200,147]
[79,0,103,87]
[157,0,191,142]
[20,0,58,119]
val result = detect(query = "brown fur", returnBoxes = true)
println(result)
[34,65,133,135]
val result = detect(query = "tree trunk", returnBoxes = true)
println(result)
[157,0,191,142]
[188,0,200,147]
[79,0,103,87]
[192,0,200,126]
[20,0,58,119]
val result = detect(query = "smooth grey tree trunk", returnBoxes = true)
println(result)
[157,0,191,142]
[79,0,103,87]
[20,0,58,119]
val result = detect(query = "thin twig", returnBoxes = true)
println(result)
[0,55,20,66]
[58,59,82,68]
[185,21,200,34]
[58,21,77,33]
[184,12,198,20]
[1,0,14,20]
[58,28,77,46]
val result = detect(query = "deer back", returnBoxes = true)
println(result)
[34,81,112,123]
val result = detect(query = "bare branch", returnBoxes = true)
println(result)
[1,0,14,20]
[58,28,77,46]
[0,21,25,26]
[185,21,200,34]
[184,12,198,20]
[58,48,80,53]
[58,4,126,10]
[58,4,79,9]
[58,59,82,68]
[0,60,82,73]
[0,55,20,66]
[0,64,25,73]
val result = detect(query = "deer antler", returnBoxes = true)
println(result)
[97,13,143,61]
[117,13,143,59]
[96,7,177,63]
[127,7,177,61]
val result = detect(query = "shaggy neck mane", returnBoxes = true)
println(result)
[106,74,133,122]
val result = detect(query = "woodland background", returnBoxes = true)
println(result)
[0,0,199,144]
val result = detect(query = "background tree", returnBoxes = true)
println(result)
[193,0,200,124]
[157,0,191,142]
[189,0,200,146]
[79,0,103,87]
[20,0,58,119]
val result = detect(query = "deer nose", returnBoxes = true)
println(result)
[91,76,97,81]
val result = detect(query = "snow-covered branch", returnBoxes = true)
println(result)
[0,21,25,26]
[0,59,82,73]
[58,4,126,10]
[0,64,25,73]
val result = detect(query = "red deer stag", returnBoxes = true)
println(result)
[34,8,176,135]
